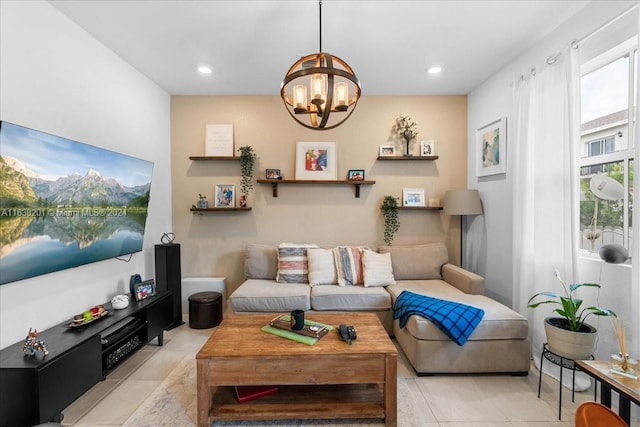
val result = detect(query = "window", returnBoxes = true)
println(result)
[579,42,635,256]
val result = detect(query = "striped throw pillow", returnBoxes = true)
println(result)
[276,243,319,283]
[332,246,365,286]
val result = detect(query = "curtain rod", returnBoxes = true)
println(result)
[571,3,638,49]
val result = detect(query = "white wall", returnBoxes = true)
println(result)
[467,1,638,359]
[0,1,171,349]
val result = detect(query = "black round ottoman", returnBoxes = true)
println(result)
[188,291,223,329]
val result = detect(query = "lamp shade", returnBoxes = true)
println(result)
[598,243,629,264]
[443,189,483,216]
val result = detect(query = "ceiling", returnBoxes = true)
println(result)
[49,0,590,96]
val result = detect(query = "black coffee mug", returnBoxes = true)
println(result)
[290,309,305,330]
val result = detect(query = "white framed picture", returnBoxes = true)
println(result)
[205,124,234,156]
[295,141,337,180]
[477,117,507,177]
[379,145,396,157]
[214,184,235,208]
[420,140,435,156]
[402,188,426,207]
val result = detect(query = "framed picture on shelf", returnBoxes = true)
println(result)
[477,117,507,177]
[295,141,337,180]
[347,169,365,181]
[214,184,235,208]
[133,280,156,302]
[420,140,435,156]
[403,188,426,207]
[379,145,396,157]
[265,168,281,179]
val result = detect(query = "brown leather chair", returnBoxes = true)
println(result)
[575,401,628,427]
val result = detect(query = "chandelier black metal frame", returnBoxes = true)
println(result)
[280,1,361,130]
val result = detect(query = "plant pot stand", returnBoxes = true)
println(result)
[537,343,595,420]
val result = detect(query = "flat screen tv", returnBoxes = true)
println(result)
[0,121,154,285]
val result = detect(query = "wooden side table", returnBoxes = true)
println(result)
[576,359,640,425]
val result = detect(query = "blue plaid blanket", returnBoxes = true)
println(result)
[394,291,485,346]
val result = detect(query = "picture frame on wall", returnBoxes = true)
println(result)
[379,145,396,157]
[133,279,156,302]
[420,140,435,156]
[214,184,235,208]
[402,188,426,207]
[347,169,365,181]
[295,141,337,180]
[477,117,507,177]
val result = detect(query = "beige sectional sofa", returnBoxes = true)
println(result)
[229,243,531,375]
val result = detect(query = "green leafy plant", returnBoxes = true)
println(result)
[238,145,256,196]
[198,193,206,201]
[527,269,615,332]
[381,196,400,245]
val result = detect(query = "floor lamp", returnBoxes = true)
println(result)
[443,189,484,270]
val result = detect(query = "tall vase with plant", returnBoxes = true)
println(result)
[381,196,400,245]
[395,114,418,157]
[528,269,615,359]
[237,145,256,202]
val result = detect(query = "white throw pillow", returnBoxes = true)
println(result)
[307,248,337,286]
[363,249,396,287]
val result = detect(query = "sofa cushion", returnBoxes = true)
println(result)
[311,284,391,311]
[378,243,448,280]
[332,246,365,286]
[244,244,278,280]
[362,249,396,287]
[229,279,311,312]
[387,281,528,341]
[276,243,318,283]
[307,248,337,286]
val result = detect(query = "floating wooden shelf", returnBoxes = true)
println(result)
[257,179,376,198]
[190,207,252,212]
[189,156,239,161]
[398,206,443,211]
[376,155,439,160]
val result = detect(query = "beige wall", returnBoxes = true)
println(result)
[171,95,467,294]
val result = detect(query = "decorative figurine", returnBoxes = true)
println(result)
[240,195,247,208]
[22,328,49,357]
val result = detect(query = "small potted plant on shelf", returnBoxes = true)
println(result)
[395,114,418,157]
[238,145,256,205]
[381,196,400,245]
[191,194,208,213]
[527,269,615,360]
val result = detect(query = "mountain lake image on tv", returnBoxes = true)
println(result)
[0,121,154,285]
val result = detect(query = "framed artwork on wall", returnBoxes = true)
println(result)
[403,188,426,207]
[477,117,507,177]
[295,141,337,180]
[215,184,235,207]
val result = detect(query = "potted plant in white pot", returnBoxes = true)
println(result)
[527,269,616,360]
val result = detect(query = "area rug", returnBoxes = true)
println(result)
[123,358,398,426]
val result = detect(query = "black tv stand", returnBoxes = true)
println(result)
[0,291,173,426]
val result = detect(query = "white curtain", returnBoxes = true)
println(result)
[512,47,584,387]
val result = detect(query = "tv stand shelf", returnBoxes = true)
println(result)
[0,292,173,426]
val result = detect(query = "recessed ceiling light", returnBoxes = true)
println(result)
[427,66,442,75]
[198,66,212,74]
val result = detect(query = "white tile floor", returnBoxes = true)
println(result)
[60,318,639,427]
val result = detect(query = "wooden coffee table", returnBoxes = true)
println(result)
[196,312,397,426]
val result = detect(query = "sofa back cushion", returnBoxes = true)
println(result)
[244,244,278,280]
[378,243,448,280]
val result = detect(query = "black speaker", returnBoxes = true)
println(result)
[154,243,185,330]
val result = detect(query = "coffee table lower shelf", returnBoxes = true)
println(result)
[209,384,386,421]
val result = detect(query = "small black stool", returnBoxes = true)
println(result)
[188,291,223,329]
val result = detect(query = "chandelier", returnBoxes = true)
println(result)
[280,1,361,130]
